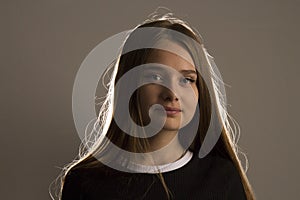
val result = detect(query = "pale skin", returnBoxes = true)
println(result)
[138,42,199,165]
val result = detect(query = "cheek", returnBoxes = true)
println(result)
[138,86,158,115]
[192,88,199,112]
[193,87,199,100]
[183,97,198,113]
[183,86,198,104]
[138,86,161,125]
[180,87,199,125]
[139,85,159,102]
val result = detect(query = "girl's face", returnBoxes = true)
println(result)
[138,43,199,131]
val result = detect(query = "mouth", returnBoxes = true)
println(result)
[163,106,182,115]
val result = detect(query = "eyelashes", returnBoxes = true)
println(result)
[143,73,196,85]
[181,77,196,84]
[148,74,163,81]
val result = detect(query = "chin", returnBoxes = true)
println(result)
[163,121,181,131]
[162,127,180,132]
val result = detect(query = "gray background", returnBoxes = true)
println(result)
[1,0,299,199]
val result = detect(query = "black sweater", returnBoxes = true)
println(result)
[61,154,247,200]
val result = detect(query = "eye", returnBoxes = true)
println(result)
[180,77,196,85]
[144,74,163,82]
[151,74,162,81]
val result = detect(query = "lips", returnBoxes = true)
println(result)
[163,106,182,112]
[152,105,182,115]
[163,106,182,115]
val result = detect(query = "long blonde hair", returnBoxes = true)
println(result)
[50,10,256,200]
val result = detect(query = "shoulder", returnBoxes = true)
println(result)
[62,165,155,200]
[61,166,110,200]
[61,168,85,200]
[209,154,247,199]
[207,154,240,177]
[186,153,236,174]
[160,153,247,199]
[63,165,124,186]
[61,164,136,199]
[194,153,243,183]
[191,153,247,199]
[165,153,241,185]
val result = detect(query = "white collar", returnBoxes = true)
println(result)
[125,150,193,174]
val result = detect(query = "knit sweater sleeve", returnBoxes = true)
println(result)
[226,162,247,199]
[61,169,85,200]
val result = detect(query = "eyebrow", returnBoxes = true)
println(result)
[144,65,197,75]
[180,70,197,75]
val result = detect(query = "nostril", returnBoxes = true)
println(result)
[161,93,179,102]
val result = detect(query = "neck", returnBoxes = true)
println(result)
[142,129,186,165]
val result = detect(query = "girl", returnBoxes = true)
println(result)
[56,11,256,200]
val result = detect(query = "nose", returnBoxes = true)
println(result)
[161,87,179,102]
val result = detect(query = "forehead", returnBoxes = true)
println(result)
[146,41,195,72]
